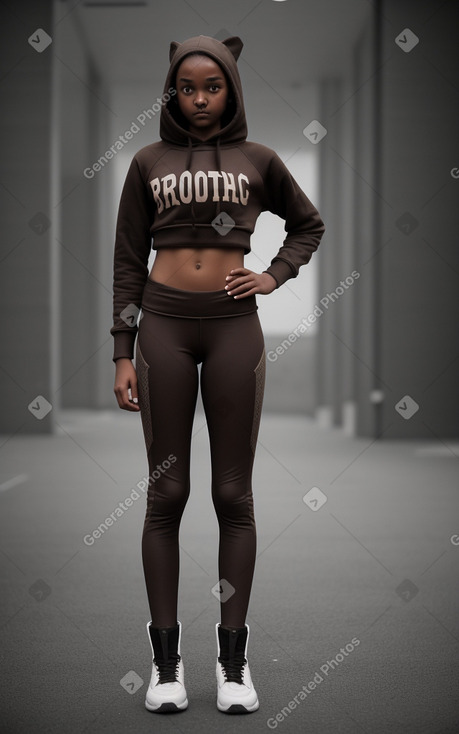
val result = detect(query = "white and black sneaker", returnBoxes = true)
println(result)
[145,621,188,713]
[216,623,259,713]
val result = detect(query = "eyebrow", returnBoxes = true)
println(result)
[178,76,224,82]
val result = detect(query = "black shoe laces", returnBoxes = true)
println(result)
[219,653,247,684]
[155,653,180,684]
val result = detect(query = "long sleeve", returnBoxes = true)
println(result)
[110,155,154,361]
[262,152,325,288]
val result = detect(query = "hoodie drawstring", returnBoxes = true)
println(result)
[186,133,223,230]
[185,135,193,171]
[186,137,196,230]
[215,136,222,219]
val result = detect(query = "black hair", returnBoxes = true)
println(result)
[167,51,236,131]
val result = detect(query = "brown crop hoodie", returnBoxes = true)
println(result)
[110,34,325,361]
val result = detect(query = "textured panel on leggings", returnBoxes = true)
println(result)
[135,340,154,456]
[250,348,266,454]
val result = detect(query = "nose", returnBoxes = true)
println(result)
[194,92,207,107]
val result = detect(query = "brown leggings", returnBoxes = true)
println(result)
[135,279,265,628]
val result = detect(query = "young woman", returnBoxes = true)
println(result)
[111,34,325,715]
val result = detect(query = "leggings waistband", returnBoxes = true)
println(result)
[141,278,258,319]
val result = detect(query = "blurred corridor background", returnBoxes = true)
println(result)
[1,1,458,732]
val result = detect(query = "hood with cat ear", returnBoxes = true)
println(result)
[160,34,248,146]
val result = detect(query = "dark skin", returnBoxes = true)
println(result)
[114,54,276,411]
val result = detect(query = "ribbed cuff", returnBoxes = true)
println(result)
[112,330,137,362]
[264,259,296,289]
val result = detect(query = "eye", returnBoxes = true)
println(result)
[181,86,193,94]
[209,84,220,93]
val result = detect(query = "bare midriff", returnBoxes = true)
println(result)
[149,247,245,291]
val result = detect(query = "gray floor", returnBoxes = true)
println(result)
[1,409,458,734]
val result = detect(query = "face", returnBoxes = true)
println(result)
[175,54,229,139]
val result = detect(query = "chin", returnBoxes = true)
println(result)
[194,123,214,131]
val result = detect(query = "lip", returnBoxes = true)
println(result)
[194,111,210,116]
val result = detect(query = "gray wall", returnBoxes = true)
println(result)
[0,0,113,431]
[377,0,459,438]
[316,79,347,430]
[60,22,99,409]
[316,11,380,437]
[58,12,112,411]
[0,0,55,435]
[316,0,459,438]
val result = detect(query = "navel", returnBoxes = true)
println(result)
[195,262,201,270]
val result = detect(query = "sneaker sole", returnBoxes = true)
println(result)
[145,699,188,713]
[217,701,259,714]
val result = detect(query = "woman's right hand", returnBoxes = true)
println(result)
[114,358,141,411]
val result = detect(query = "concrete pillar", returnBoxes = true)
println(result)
[375,0,459,437]
[317,1,458,439]
[352,15,380,438]
[56,11,108,410]
[0,0,56,435]
[316,79,345,428]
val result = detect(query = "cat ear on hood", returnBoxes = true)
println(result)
[222,36,243,61]
[169,41,181,62]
